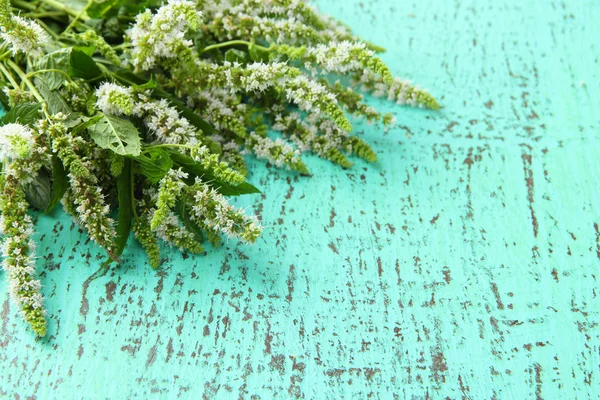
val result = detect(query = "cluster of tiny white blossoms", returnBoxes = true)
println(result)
[273,41,392,83]
[355,71,439,109]
[187,177,262,243]
[134,94,200,145]
[245,132,307,174]
[0,199,46,336]
[126,0,202,70]
[154,211,204,253]
[42,115,118,258]
[0,122,46,336]
[151,168,189,230]
[95,82,199,145]
[69,173,118,253]
[138,187,203,255]
[0,2,49,58]
[191,88,248,138]
[95,82,134,116]
[199,0,360,46]
[0,123,36,161]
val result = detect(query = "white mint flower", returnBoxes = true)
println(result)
[246,132,305,172]
[95,83,199,145]
[95,82,134,115]
[133,94,199,145]
[0,16,49,57]
[126,0,202,70]
[188,178,262,243]
[0,123,35,160]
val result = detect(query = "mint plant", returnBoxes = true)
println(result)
[0,0,438,336]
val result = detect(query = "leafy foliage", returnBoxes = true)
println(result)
[88,114,142,156]
[0,0,438,337]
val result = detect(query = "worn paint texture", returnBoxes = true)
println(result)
[1,0,599,398]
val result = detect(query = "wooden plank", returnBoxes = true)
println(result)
[1,0,599,398]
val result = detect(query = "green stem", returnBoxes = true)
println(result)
[200,40,270,54]
[10,0,36,11]
[38,0,90,21]
[146,143,196,150]
[24,11,65,18]
[26,69,72,81]
[35,19,61,41]
[6,60,46,106]
[0,50,11,61]
[0,63,19,88]
[62,0,93,35]
[113,43,133,50]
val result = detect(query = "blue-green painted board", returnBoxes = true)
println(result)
[1,0,599,398]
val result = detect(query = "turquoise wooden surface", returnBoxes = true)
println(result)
[1,0,599,398]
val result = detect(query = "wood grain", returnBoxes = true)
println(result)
[1,0,599,398]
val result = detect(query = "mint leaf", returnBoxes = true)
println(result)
[36,48,101,89]
[134,148,173,184]
[1,102,41,126]
[34,77,71,114]
[24,169,52,211]
[45,155,68,213]
[87,0,121,18]
[69,48,102,79]
[88,115,142,156]
[114,158,133,258]
[174,198,204,243]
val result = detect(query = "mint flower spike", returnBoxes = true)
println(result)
[245,132,309,175]
[133,218,161,269]
[186,178,262,244]
[0,133,47,336]
[194,62,351,133]
[0,7,49,58]
[356,71,440,110]
[44,118,118,260]
[126,0,202,71]
[95,82,135,116]
[275,41,393,84]
[152,211,204,254]
[77,30,121,65]
[150,168,188,231]
[0,123,35,161]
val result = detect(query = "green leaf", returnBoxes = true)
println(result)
[169,151,261,196]
[114,158,133,259]
[74,45,96,57]
[68,48,102,79]
[34,77,71,114]
[174,198,204,243]
[1,102,41,126]
[24,169,52,210]
[36,48,101,88]
[224,49,249,63]
[87,0,121,18]
[249,44,270,63]
[45,155,68,213]
[133,78,157,91]
[72,114,103,135]
[35,50,70,90]
[88,114,142,156]
[133,148,173,184]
